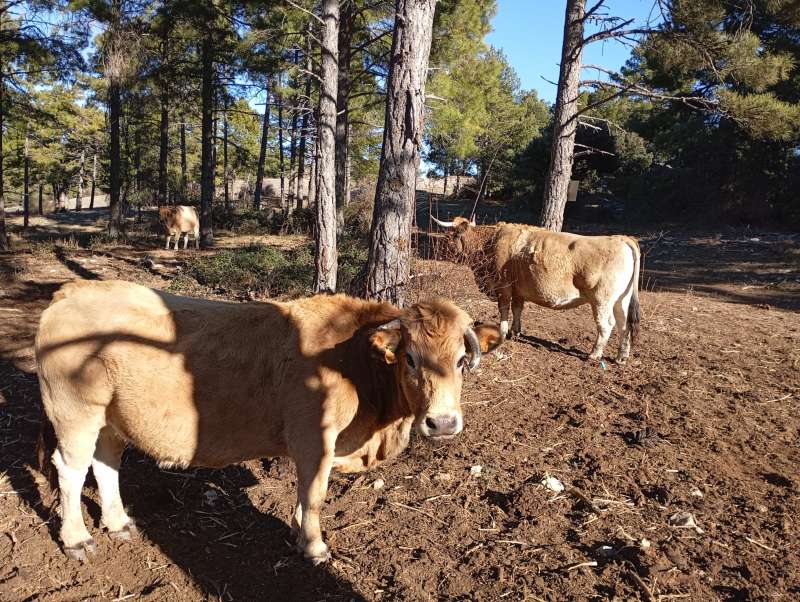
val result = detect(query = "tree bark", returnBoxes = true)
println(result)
[180,120,187,201]
[158,91,169,205]
[90,154,97,209]
[540,0,585,232]
[335,0,354,236]
[199,22,215,247]
[0,77,7,250]
[365,0,437,304]
[75,148,85,211]
[253,83,271,211]
[314,0,339,293]
[38,182,43,215]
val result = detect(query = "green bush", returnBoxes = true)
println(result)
[182,245,313,298]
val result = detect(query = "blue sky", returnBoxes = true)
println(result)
[486,0,662,103]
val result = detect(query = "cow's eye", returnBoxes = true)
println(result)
[457,355,467,369]
[405,352,416,369]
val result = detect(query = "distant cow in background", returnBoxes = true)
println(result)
[433,217,641,363]
[158,205,199,250]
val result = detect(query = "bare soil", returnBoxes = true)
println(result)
[1,216,799,601]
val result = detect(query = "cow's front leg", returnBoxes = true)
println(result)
[510,296,524,338]
[165,235,171,250]
[293,446,334,564]
[498,287,512,340]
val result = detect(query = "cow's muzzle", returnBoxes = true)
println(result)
[419,413,463,439]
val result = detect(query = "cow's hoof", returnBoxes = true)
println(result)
[109,521,138,541]
[300,540,331,565]
[64,538,96,562]
[616,356,629,365]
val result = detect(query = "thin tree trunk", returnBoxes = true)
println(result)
[199,23,215,247]
[455,168,460,196]
[540,0,584,232]
[443,160,449,197]
[23,124,30,227]
[38,182,43,215]
[223,93,230,210]
[278,84,285,209]
[75,148,85,211]
[180,120,187,201]
[288,52,300,207]
[89,154,97,209]
[296,26,313,210]
[335,0,354,235]
[0,77,7,250]
[365,0,437,304]
[314,0,339,293]
[307,140,317,206]
[108,76,123,235]
[253,83,271,211]
[158,91,169,204]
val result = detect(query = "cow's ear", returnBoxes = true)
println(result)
[370,322,402,364]
[473,324,503,353]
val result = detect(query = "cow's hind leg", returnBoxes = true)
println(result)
[92,427,137,540]
[52,421,102,561]
[613,291,633,363]
[182,233,189,249]
[165,235,171,250]
[588,302,615,361]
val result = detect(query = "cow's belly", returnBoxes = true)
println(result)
[107,365,288,468]
[517,276,584,309]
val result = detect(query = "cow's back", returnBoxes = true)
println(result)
[494,225,633,306]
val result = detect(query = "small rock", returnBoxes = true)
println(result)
[470,465,483,477]
[433,472,452,482]
[756,504,768,514]
[689,486,704,498]
[668,511,704,534]
[541,475,565,493]
[372,478,385,490]
[640,538,651,550]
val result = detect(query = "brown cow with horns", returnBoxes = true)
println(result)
[35,280,503,564]
[432,216,641,362]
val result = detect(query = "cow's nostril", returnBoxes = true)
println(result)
[425,417,438,431]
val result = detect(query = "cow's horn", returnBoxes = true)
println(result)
[377,318,403,331]
[464,327,482,370]
[430,216,455,228]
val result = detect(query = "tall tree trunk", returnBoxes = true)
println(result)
[296,29,313,210]
[288,52,300,207]
[307,140,317,206]
[365,0,437,304]
[0,78,7,250]
[23,124,30,227]
[158,91,169,205]
[75,148,85,211]
[277,85,285,209]
[108,76,123,234]
[540,0,584,232]
[89,154,97,209]
[180,120,187,201]
[38,182,43,215]
[314,0,339,293]
[223,92,230,210]
[335,0,354,235]
[199,24,215,247]
[253,84,271,210]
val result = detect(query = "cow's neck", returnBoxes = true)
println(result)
[331,331,416,471]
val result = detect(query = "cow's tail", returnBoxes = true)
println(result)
[624,237,641,343]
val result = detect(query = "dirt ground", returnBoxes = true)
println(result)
[1,212,799,601]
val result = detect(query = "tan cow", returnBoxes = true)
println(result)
[158,205,199,250]
[432,217,641,362]
[35,280,502,564]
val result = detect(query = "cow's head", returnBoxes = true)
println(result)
[370,299,502,439]
[431,216,483,259]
